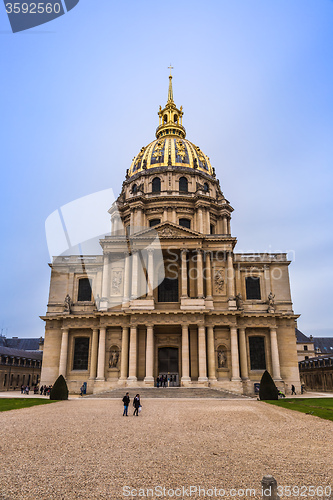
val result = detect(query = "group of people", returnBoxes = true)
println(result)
[122,392,141,416]
[20,384,52,396]
[156,374,177,388]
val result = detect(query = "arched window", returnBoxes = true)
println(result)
[158,277,179,302]
[73,337,90,371]
[149,219,161,227]
[152,177,161,193]
[249,337,266,370]
[174,114,178,124]
[78,278,92,302]
[245,276,261,300]
[163,114,167,124]
[204,182,209,192]
[132,184,137,194]
[179,177,188,193]
[179,218,191,229]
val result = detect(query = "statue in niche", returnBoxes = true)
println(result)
[217,349,227,368]
[109,349,119,368]
[64,294,72,313]
[236,293,244,311]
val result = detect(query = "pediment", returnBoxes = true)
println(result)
[131,222,203,239]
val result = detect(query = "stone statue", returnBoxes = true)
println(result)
[236,293,244,310]
[64,294,72,313]
[268,292,275,307]
[95,294,101,310]
[217,349,227,368]
[109,350,119,368]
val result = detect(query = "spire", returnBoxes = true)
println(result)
[156,68,185,139]
[168,64,174,102]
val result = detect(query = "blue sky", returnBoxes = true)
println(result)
[0,0,332,338]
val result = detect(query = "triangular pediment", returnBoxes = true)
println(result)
[131,222,203,239]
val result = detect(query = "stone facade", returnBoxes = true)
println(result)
[41,74,301,395]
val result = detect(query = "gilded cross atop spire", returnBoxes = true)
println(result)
[156,69,185,139]
[168,64,174,102]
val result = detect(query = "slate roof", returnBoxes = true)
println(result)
[295,328,313,343]
[314,337,333,354]
[0,346,42,360]
[0,337,42,351]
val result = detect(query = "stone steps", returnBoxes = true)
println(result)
[85,387,249,399]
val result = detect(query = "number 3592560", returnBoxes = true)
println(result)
[6,3,61,14]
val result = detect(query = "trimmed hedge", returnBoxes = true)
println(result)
[50,375,69,400]
[259,370,279,400]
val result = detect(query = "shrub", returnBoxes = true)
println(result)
[50,375,69,400]
[259,370,279,400]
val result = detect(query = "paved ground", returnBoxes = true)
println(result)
[0,398,331,500]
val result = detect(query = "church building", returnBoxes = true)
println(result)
[40,74,301,395]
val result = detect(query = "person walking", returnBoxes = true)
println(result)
[133,394,141,416]
[291,384,296,395]
[122,392,130,416]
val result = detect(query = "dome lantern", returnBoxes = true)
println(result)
[156,67,186,140]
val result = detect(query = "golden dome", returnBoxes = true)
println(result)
[128,137,214,177]
[128,71,214,177]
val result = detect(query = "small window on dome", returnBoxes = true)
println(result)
[179,177,188,193]
[149,219,161,227]
[132,184,137,194]
[179,218,191,229]
[204,182,209,192]
[163,114,167,124]
[152,177,161,193]
[174,114,178,124]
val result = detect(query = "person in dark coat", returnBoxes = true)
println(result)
[122,392,130,416]
[291,384,296,395]
[133,394,141,416]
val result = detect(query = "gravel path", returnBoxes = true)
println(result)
[0,398,331,500]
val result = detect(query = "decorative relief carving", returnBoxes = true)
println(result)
[111,271,123,295]
[214,269,225,293]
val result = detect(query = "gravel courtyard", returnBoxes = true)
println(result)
[0,398,331,500]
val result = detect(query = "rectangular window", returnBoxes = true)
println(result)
[249,336,266,370]
[78,278,92,302]
[246,277,261,300]
[304,345,308,351]
[149,219,161,227]
[73,337,90,370]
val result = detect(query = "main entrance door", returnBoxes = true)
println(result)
[158,347,179,386]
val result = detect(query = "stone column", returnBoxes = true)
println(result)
[130,211,134,234]
[205,252,213,299]
[96,327,106,380]
[147,249,154,298]
[230,326,241,380]
[196,250,204,298]
[198,326,208,381]
[89,328,99,379]
[227,217,231,235]
[172,208,177,224]
[197,207,203,233]
[227,252,235,298]
[144,326,154,383]
[128,326,137,381]
[222,216,228,235]
[206,208,210,234]
[123,253,131,304]
[238,328,249,379]
[181,249,188,298]
[163,208,168,222]
[181,325,190,382]
[120,327,129,380]
[270,328,282,380]
[59,328,69,377]
[131,251,139,299]
[101,254,109,299]
[207,326,216,381]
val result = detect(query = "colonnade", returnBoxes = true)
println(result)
[58,325,282,382]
